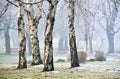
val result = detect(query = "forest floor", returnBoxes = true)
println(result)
[0,53,120,79]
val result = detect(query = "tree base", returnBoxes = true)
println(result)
[71,63,80,68]
[43,68,54,72]
[43,65,54,72]
[17,65,27,69]
[31,61,43,65]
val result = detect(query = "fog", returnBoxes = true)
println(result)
[0,0,120,79]
[0,0,120,55]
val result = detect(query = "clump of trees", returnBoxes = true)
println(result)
[0,0,119,71]
[4,0,80,71]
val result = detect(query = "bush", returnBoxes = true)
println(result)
[115,50,120,54]
[77,51,87,63]
[88,58,96,62]
[56,59,65,63]
[66,50,87,63]
[94,51,106,61]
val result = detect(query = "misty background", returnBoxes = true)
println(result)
[0,0,120,55]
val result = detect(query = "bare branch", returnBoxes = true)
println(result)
[6,0,18,7]
[9,27,18,30]
[113,27,120,34]
[97,19,106,30]
[64,0,68,3]
[18,0,42,5]
[0,29,6,31]
[107,0,112,13]
[42,8,47,17]
[34,0,43,22]
[0,3,9,18]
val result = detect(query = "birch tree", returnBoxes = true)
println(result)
[43,0,58,71]
[17,0,27,69]
[25,0,43,65]
[68,0,79,67]
[6,0,44,65]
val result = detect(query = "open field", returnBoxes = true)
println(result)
[0,54,120,79]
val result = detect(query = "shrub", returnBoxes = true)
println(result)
[88,58,96,62]
[66,51,87,64]
[56,59,65,63]
[94,51,106,61]
[77,51,87,63]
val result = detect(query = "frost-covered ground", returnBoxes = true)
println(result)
[0,53,120,79]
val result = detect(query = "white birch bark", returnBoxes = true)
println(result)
[26,0,43,65]
[68,0,79,68]
[17,0,27,69]
[43,0,58,71]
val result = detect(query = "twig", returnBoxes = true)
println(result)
[114,27,120,34]
[0,3,9,18]
[20,0,42,5]
[97,19,106,30]
[6,0,18,7]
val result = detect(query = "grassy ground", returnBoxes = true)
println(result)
[0,54,120,79]
[0,64,120,79]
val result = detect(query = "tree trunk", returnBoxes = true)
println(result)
[58,36,64,51]
[84,33,88,51]
[58,37,68,51]
[17,0,27,69]
[4,28,10,54]
[88,32,93,54]
[29,21,42,65]
[106,29,115,54]
[106,3,118,54]
[68,0,79,68]
[58,30,68,51]
[27,34,32,55]
[63,37,69,51]
[43,0,58,71]
[26,0,43,65]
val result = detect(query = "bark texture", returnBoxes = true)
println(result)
[43,0,58,71]
[68,0,79,67]
[30,22,42,65]
[26,0,43,65]
[17,0,27,69]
